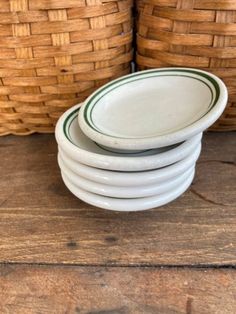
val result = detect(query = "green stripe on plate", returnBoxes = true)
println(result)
[83,69,220,138]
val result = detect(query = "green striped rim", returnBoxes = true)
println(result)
[83,69,220,138]
[63,108,152,154]
[63,108,80,145]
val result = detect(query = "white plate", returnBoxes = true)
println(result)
[59,143,201,187]
[61,169,195,211]
[79,68,227,150]
[55,104,202,171]
[58,153,194,198]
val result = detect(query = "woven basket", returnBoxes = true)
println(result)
[137,0,236,131]
[0,0,133,135]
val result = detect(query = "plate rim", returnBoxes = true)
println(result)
[58,152,194,198]
[55,103,202,171]
[58,143,201,187]
[61,169,195,211]
[78,67,227,150]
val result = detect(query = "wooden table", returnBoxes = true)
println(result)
[0,132,235,314]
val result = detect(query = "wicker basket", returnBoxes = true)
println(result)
[137,0,236,131]
[0,0,133,135]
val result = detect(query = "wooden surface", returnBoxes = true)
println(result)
[0,132,235,313]
[1,266,236,314]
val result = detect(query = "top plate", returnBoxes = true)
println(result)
[79,68,227,150]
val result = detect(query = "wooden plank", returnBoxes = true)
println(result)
[0,265,235,314]
[0,133,235,265]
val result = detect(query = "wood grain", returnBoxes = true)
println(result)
[0,133,235,265]
[0,265,236,314]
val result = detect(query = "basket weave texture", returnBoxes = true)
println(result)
[0,0,133,135]
[137,0,236,131]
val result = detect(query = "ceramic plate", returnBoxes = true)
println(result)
[58,153,194,198]
[79,68,227,150]
[61,169,195,211]
[59,143,201,187]
[55,104,202,171]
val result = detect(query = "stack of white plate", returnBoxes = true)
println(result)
[55,68,228,211]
